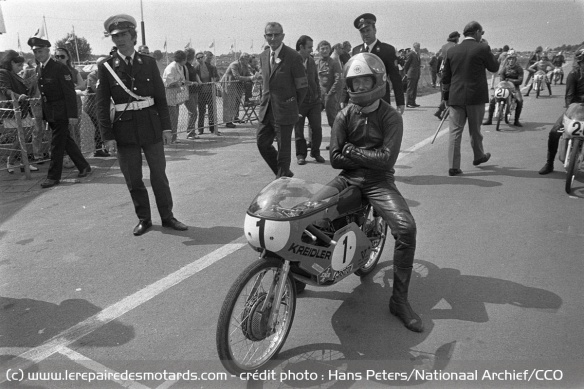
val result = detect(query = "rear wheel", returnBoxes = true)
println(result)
[355,205,388,277]
[216,258,296,374]
[495,101,506,131]
[565,139,582,194]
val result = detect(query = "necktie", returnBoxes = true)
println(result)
[364,45,369,53]
[270,52,276,72]
[126,56,133,72]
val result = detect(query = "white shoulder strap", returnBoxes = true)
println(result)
[103,61,147,101]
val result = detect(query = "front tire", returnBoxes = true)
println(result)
[216,258,297,374]
[495,101,505,131]
[536,81,541,98]
[565,139,582,194]
[355,205,388,276]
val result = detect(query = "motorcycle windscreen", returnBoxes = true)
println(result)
[247,177,340,219]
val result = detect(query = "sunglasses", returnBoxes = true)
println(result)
[264,33,282,38]
[196,56,204,59]
[55,55,67,59]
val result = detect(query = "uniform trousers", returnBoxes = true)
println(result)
[448,104,486,169]
[294,100,322,158]
[406,76,419,105]
[116,140,174,222]
[47,120,89,180]
[257,104,293,177]
[326,175,417,269]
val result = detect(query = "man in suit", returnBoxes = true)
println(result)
[434,31,460,119]
[441,21,499,176]
[96,14,187,236]
[294,35,324,166]
[28,36,91,188]
[351,13,405,114]
[404,42,421,107]
[257,22,308,178]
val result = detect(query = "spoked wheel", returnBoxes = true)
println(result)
[216,258,297,374]
[565,140,583,194]
[355,205,388,276]
[495,101,506,132]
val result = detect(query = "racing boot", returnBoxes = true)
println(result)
[389,265,424,332]
[513,101,523,127]
[524,84,532,97]
[547,83,553,96]
[539,130,561,174]
[482,101,495,125]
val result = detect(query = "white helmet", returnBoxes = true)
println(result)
[343,53,387,106]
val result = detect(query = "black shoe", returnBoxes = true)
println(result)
[513,120,522,127]
[311,154,325,163]
[434,111,442,120]
[411,103,420,107]
[297,157,306,165]
[40,179,60,188]
[389,296,424,332]
[187,131,200,140]
[448,168,463,176]
[406,104,416,108]
[93,149,110,157]
[133,219,153,236]
[539,163,554,175]
[225,122,236,128]
[482,120,492,125]
[282,170,294,178]
[473,152,491,166]
[78,166,92,178]
[162,217,188,231]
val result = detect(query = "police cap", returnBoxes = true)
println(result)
[28,37,51,50]
[104,14,137,36]
[354,13,376,30]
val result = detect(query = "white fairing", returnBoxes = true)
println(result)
[244,214,291,252]
[563,116,584,137]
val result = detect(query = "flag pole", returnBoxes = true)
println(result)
[72,25,80,63]
[43,15,49,40]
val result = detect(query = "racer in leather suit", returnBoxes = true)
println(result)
[539,49,584,174]
[483,52,524,126]
[525,56,554,96]
[327,53,423,332]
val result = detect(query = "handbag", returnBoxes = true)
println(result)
[165,85,189,106]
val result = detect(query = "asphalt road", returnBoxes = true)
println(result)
[1,82,583,389]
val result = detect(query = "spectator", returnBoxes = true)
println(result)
[85,56,110,156]
[184,48,200,140]
[97,14,187,235]
[340,41,352,66]
[221,52,254,128]
[441,21,498,176]
[20,59,49,162]
[163,50,189,143]
[429,53,438,87]
[0,50,39,173]
[434,31,460,119]
[194,51,219,134]
[256,21,307,178]
[28,36,91,188]
[54,47,86,168]
[294,35,324,165]
[316,40,342,127]
[404,42,421,107]
[330,43,343,67]
[138,45,151,57]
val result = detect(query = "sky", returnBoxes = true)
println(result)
[1,0,583,57]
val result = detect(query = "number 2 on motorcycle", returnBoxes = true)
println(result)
[569,120,583,136]
[331,231,357,271]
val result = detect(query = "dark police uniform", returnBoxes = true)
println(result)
[36,50,90,183]
[96,14,186,235]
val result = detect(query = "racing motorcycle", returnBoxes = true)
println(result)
[533,70,550,98]
[216,177,388,374]
[552,66,564,85]
[492,80,516,131]
[559,103,584,194]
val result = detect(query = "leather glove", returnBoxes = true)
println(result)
[342,143,355,157]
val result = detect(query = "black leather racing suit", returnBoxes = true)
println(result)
[328,100,416,271]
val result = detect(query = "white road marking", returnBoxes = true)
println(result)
[0,241,246,384]
[59,347,150,389]
[397,124,449,163]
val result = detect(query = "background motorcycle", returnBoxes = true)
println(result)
[216,177,388,374]
[559,103,584,193]
[533,70,552,98]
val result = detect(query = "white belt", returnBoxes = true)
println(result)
[115,97,154,112]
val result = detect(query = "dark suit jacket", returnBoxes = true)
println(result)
[36,58,78,122]
[404,50,421,79]
[441,39,499,106]
[302,55,321,105]
[96,52,171,146]
[352,41,405,106]
[258,44,308,126]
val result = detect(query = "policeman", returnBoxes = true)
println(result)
[96,14,188,236]
[350,13,405,114]
[28,35,91,188]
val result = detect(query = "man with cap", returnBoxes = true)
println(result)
[350,13,405,114]
[96,14,188,236]
[404,42,422,107]
[434,31,460,119]
[441,21,499,177]
[28,35,91,188]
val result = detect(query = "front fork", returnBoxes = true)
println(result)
[564,139,573,169]
[254,250,291,334]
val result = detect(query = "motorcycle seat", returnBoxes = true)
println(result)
[337,186,365,215]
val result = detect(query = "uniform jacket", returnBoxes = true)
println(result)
[352,41,405,106]
[96,51,171,146]
[36,58,78,122]
[404,50,421,79]
[441,38,499,106]
[258,44,308,126]
[330,100,402,182]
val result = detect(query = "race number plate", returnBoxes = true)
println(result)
[494,87,510,99]
[563,116,584,137]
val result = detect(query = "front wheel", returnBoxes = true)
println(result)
[495,101,506,131]
[216,257,297,374]
[355,205,388,276]
[565,139,582,194]
[536,81,541,98]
